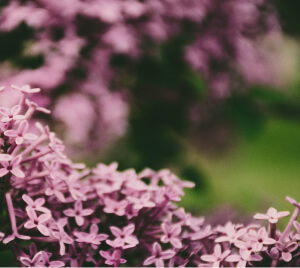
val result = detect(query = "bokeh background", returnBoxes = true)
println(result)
[0,0,300,223]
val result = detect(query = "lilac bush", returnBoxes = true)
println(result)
[1,85,300,267]
[0,0,280,155]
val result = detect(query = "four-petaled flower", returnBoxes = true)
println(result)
[22,194,51,214]
[103,198,128,216]
[143,242,175,267]
[254,207,290,224]
[160,223,182,248]
[4,120,38,145]
[100,250,127,266]
[24,208,51,236]
[0,105,25,122]
[201,244,231,267]
[11,84,41,94]
[127,193,155,210]
[226,249,263,268]
[74,224,108,246]
[107,223,138,249]
[275,241,298,262]
[63,200,93,226]
[0,155,25,178]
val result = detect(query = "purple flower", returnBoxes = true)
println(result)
[127,192,155,210]
[215,223,247,245]
[100,250,127,266]
[63,200,93,226]
[201,244,231,267]
[11,84,41,94]
[0,155,25,178]
[107,223,138,249]
[103,198,128,216]
[143,242,175,267]
[0,105,25,122]
[24,208,51,236]
[226,249,263,268]
[160,223,182,248]
[22,194,51,214]
[275,241,298,262]
[254,207,290,224]
[74,224,108,246]
[4,120,38,145]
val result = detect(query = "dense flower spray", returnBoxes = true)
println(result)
[1,85,300,267]
[0,0,280,155]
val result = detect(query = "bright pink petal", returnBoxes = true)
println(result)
[160,249,175,259]
[124,224,135,236]
[75,215,84,226]
[110,226,122,237]
[226,255,240,262]
[24,221,36,229]
[63,209,76,217]
[170,237,182,248]
[4,130,17,137]
[0,168,9,177]
[22,194,34,206]
[37,224,50,236]
[0,154,12,161]
[201,255,216,262]
[282,251,292,262]
[38,213,51,223]
[74,201,82,211]
[11,167,25,178]
[24,133,38,140]
[11,155,22,166]
[81,208,93,216]
[155,259,164,268]
[143,256,156,266]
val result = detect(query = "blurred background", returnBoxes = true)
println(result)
[0,0,300,223]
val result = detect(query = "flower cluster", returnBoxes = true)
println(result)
[1,85,300,267]
[0,0,280,155]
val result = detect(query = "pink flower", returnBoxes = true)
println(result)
[5,120,38,145]
[226,249,263,268]
[276,241,298,262]
[160,223,182,248]
[254,207,290,224]
[215,223,247,244]
[127,193,155,210]
[201,244,231,267]
[100,250,126,266]
[22,194,51,214]
[24,208,51,236]
[11,84,41,94]
[143,242,175,267]
[107,223,138,249]
[0,105,25,122]
[74,223,108,246]
[103,198,128,216]
[0,155,25,178]
[63,200,93,226]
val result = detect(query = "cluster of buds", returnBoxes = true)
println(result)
[1,86,300,267]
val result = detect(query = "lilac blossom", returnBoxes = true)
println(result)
[4,120,38,145]
[143,242,175,267]
[0,155,25,178]
[254,207,290,224]
[107,224,138,249]
[63,200,93,226]
[2,85,300,267]
[200,244,231,267]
